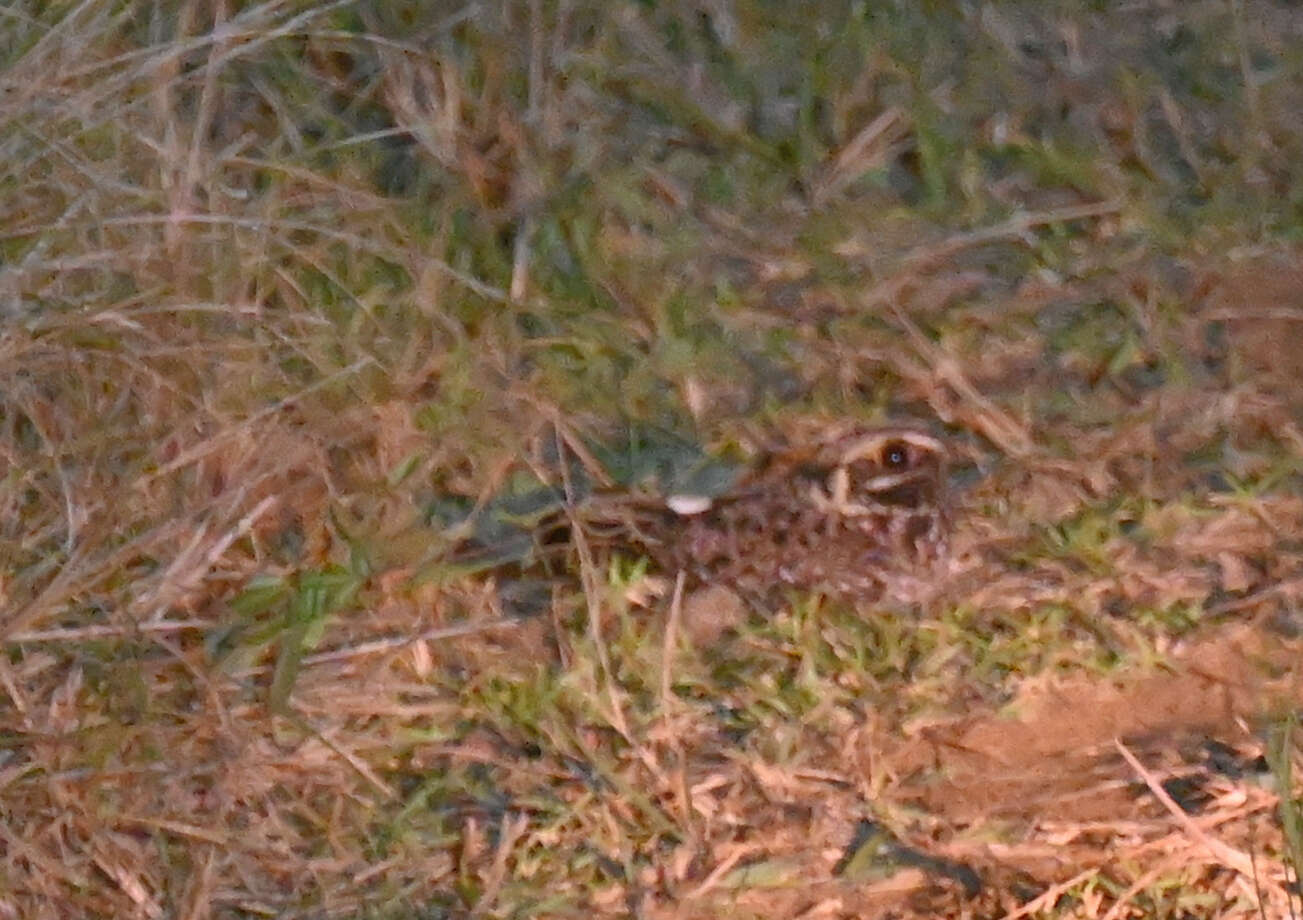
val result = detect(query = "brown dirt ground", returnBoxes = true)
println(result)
[628,621,1301,919]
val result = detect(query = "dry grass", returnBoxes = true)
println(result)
[4,1,1303,917]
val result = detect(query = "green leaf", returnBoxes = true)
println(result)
[268,614,310,714]
[228,575,289,616]
[387,450,422,486]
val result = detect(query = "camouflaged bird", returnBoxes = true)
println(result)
[434,424,950,609]
[645,425,949,603]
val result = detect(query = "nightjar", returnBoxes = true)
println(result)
[640,426,950,604]
[436,425,950,610]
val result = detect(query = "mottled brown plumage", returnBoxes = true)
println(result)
[446,425,950,614]
[648,426,949,603]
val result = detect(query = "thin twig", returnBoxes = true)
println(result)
[1099,853,1203,920]
[219,619,522,677]
[684,842,766,900]
[1115,738,1257,877]
[813,106,909,206]
[901,200,1122,269]
[556,420,630,740]
[659,570,686,713]
[300,618,522,666]
[6,619,213,644]
[146,360,373,480]
[136,495,279,618]
[1206,308,1303,323]
[569,505,631,740]
[86,214,512,305]
[280,706,396,800]
[659,571,695,837]
[473,811,530,917]
[857,200,1121,324]
[889,303,1035,457]
[998,867,1099,920]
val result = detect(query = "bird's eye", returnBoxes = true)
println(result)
[882,443,910,469]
